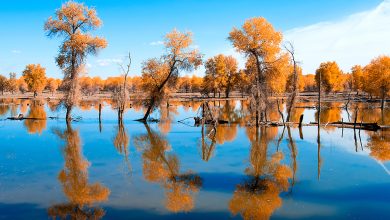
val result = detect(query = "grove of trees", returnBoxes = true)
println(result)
[0,1,389,122]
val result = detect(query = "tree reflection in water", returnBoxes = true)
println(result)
[49,122,110,219]
[229,127,292,220]
[113,119,131,176]
[134,123,202,213]
[24,100,47,134]
[367,130,390,162]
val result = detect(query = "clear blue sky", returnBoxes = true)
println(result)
[0,0,383,78]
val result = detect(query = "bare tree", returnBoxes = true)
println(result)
[285,42,299,122]
[113,53,131,122]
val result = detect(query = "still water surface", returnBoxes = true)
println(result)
[0,99,389,219]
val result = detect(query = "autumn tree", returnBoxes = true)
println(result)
[46,78,59,95]
[204,54,238,98]
[302,74,316,92]
[363,56,390,109]
[190,75,203,92]
[22,64,47,97]
[8,73,18,94]
[351,65,364,94]
[139,29,202,121]
[0,75,7,95]
[45,1,107,122]
[315,61,343,93]
[229,17,288,126]
[236,70,251,97]
[18,76,28,94]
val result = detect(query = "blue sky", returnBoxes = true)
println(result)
[0,0,387,78]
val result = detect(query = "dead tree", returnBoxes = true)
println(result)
[285,42,299,122]
[114,53,131,122]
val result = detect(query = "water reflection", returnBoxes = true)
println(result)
[113,119,131,175]
[134,124,202,213]
[367,130,390,162]
[229,127,292,220]
[24,100,47,134]
[49,122,110,219]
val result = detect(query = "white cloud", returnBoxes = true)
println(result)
[96,58,122,67]
[149,41,164,46]
[285,0,390,74]
[11,50,21,54]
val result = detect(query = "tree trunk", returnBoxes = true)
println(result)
[66,105,72,122]
[140,96,156,122]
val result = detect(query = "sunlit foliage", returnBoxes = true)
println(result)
[22,64,47,96]
[45,1,107,121]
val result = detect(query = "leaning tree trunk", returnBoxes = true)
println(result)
[140,61,176,122]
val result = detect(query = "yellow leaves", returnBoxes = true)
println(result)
[45,1,102,36]
[315,61,344,93]
[56,123,110,207]
[22,64,47,93]
[164,29,193,55]
[229,17,282,62]
[24,101,47,134]
[204,54,238,95]
[363,56,390,97]
[367,131,390,162]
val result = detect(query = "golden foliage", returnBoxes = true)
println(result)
[363,56,390,99]
[49,122,110,219]
[22,64,47,94]
[203,54,238,97]
[24,101,47,134]
[45,1,107,113]
[367,130,390,162]
[229,127,292,220]
[134,124,202,212]
[315,61,344,93]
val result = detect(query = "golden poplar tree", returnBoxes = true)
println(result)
[22,64,47,97]
[45,1,107,121]
[139,29,202,121]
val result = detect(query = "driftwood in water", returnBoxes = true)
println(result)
[194,117,228,126]
[260,120,381,131]
[309,121,381,131]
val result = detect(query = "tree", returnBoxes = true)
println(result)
[0,75,8,95]
[302,74,316,92]
[45,1,107,122]
[46,77,59,95]
[351,65,364,94]
[284,43,300,122]
[22,64,47,97]
[18,76,28,94]
[113,53,131,121]
[139,29,202,121]
[363,56,390,109]
[8,73,18,94]
[236,70,251,97]
[229,17,287,126]
[315,61,343,93]
[204,54,238,98]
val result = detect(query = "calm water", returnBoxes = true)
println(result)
[0,99,389,219]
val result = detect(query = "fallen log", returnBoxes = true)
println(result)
[194,117,229,126]
[310,121,381,131]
